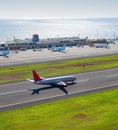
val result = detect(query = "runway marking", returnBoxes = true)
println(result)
[0,90,27,96]
[78,79,89,83]
[0,81,28,87]
[106,74,118,78]
[0,79,89,96]
[0,83,117,109]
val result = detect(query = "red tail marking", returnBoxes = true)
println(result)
[32,70,43,81]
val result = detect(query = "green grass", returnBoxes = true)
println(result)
[0,54,118,129]
[0,88,118,130]
[0,54,118,84]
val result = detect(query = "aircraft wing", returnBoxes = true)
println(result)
[56,81,68,86]
[27,79,35,82]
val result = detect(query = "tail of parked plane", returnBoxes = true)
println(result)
[61,44,66,49]
[64,44,66,48]
[32,70,43,81]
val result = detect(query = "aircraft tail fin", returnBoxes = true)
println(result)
[32,70,43,81]
[63,44,66,49]
[64,44,66,47]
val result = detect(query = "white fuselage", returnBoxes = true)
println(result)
[35,75,76,85]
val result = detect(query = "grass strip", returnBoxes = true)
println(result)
[0,88,118,130]
[0,54,118,84]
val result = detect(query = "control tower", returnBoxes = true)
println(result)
[32,34,39,43]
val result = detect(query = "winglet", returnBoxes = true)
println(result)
[32,70,43,81]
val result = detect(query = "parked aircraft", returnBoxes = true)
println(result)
[27,70,76,95]
[0,48,10,57]
[50,44,66,52]
[93,43,109,48]
[92,41,110,48]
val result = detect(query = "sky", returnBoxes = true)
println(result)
[0,0,118,19]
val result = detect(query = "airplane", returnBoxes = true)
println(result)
[93,42,110,48]
[27,70,76,95]
[50,44,66,52]
[0,48,10,57]
[93,43,109,48]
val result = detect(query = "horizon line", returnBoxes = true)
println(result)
[0,17,118,20]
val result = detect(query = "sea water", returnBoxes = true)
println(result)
[0,18,117,41]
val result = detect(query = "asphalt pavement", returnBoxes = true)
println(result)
[0,68,118,111]
[0,42,118,67]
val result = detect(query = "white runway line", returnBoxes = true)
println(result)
[0,81,29,87]
[0,90,27,96]
[106,74,118,78]
[0,83,117,109]
[0,79,89,96]
[77,79,89,83]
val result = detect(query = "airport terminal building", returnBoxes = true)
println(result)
[0,34,108,50]
[0,34,88,50]
[0,34,40,50]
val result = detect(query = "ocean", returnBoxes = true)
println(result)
[0,18,118,41]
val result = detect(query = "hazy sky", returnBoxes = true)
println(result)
[0,0,118,19]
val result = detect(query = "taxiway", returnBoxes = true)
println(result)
[0,41,118,67]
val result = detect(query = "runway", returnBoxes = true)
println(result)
[0,68,118,111]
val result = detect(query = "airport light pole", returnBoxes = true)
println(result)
[97,33,98,40]
[113,32,116,40]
